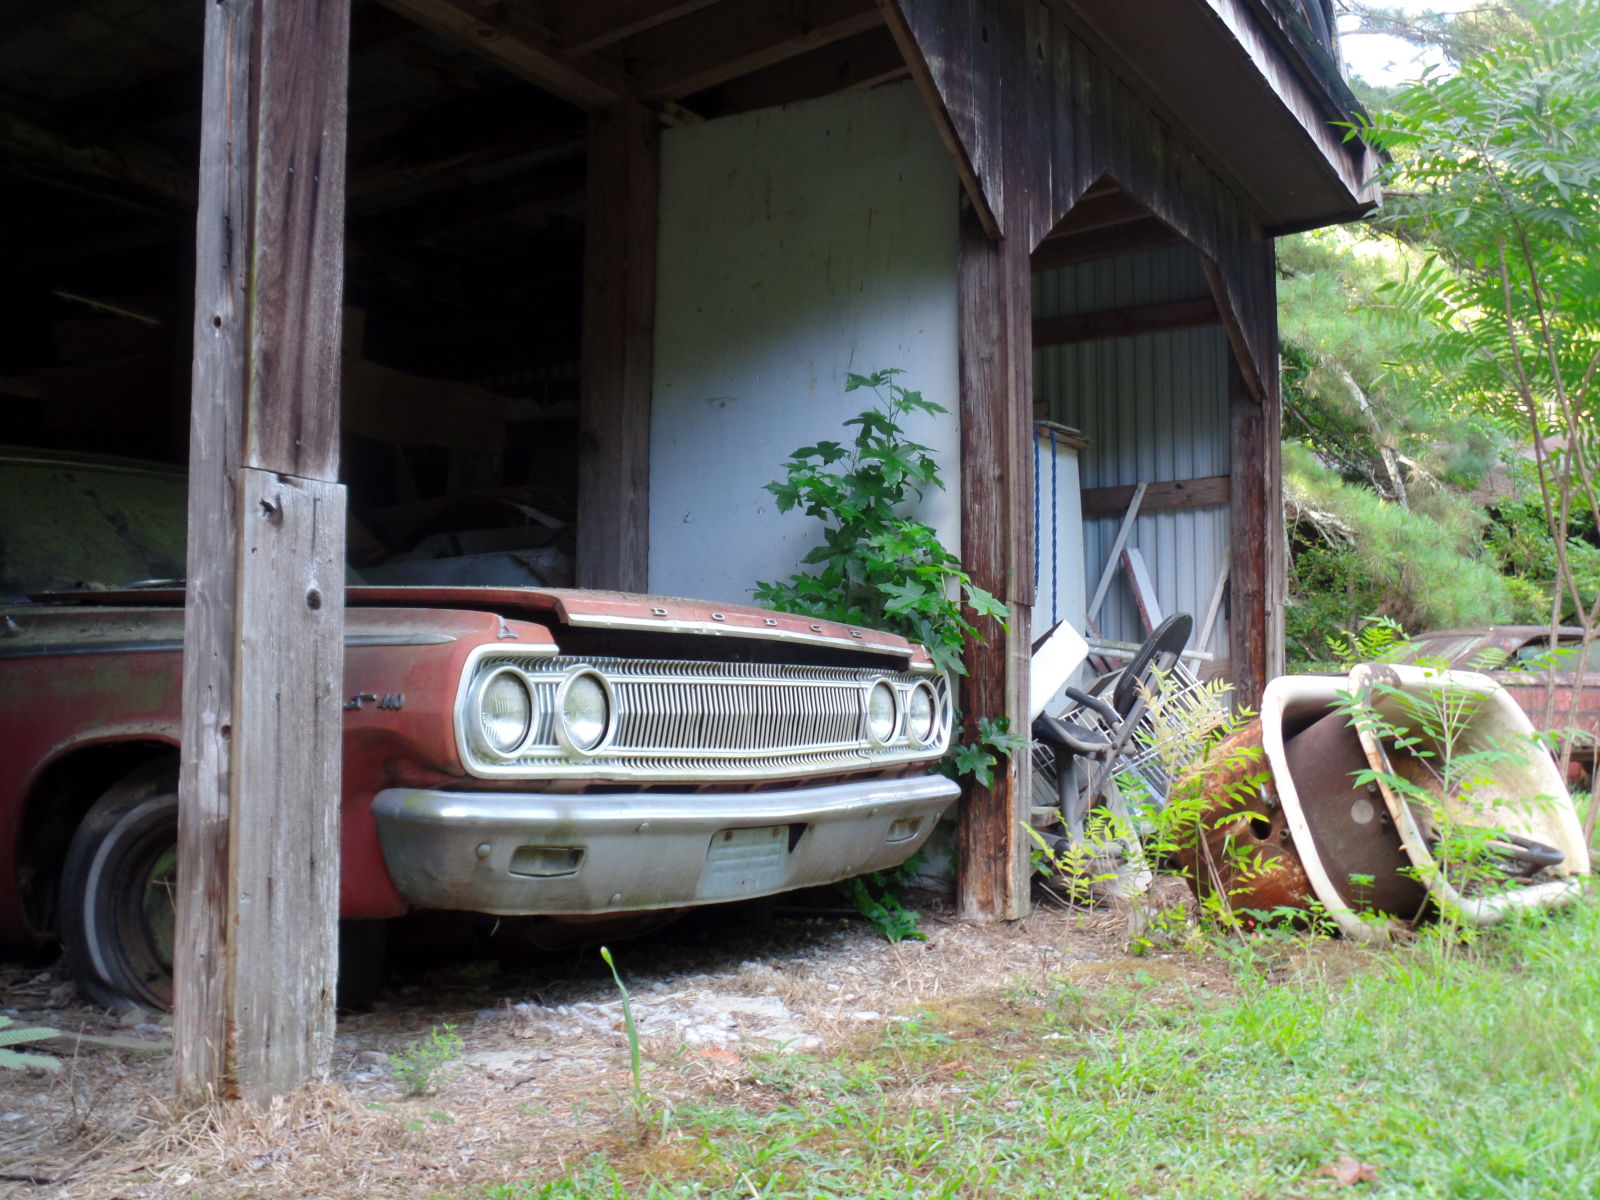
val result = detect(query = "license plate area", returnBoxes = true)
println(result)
[703,824,792,897]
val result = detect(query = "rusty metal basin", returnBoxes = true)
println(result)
[1281,709,1428,919]
[1178,722,1316,915]
[1347,663,1588,928]
[1182,697,1425,929]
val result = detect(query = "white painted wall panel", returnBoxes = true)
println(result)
[650,83,960,602]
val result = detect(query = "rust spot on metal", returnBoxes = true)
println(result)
[1177,721,1316,915]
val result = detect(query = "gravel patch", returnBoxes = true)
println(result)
[0,887,1214,1198]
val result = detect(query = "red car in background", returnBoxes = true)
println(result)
[1402,626,1600,778]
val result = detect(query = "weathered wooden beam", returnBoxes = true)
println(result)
[689,26,906,116]
[561,0,722,55]
[372,0,633,109]
[0,104,196,211]
[1080,474,1231,518]
[1032,297,1220,347]
[1029,218,1186,272]
[1228,363,1272,710]
[956,205,1031,922]
[1043,188,1155,238]
[349,97,585,201]
[631,0,883,100]
[0,0,103,43]
[577,100,658,592]
[177,0,350,1106]
[1201,253,1267,406]
[877,0,999,238]
[64,6,412,137]
[359,157,586,240]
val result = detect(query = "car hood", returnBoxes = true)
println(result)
[17,585,928,667]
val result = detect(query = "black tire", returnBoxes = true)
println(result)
[59,762,178,1013]
[60,762,388,1014]
[337,919,388,1012]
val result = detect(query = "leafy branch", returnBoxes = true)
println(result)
[754,369,1007,679]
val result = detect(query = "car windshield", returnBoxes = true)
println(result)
[1513,639,1595,671]
[0,456,188,601]
[1399,635,1487,666]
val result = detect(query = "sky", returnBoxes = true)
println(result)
[1336,0,1480,86]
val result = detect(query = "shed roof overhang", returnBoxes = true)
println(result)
[1070,0,1382,233]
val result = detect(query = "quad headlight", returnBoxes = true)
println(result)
[555,668,614,755]
[866,680,899,745]
[906,680,939,745]
[475,669,532,757]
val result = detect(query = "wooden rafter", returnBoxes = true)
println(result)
[560,0,723,55]
[372,0,633,109]
[688,25,906,115]
[627,0,883,100]
[58,6,414,137]
[1044,189,1155,237]
[0,103,194,211]
[1032,297,1220,346]
[360,158,586,239]
[1030,218,1186,272]
[0,0,105,43]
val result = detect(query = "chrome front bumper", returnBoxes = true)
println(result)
[370,775,960,914]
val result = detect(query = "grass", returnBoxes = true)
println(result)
[485,895,1600,1199]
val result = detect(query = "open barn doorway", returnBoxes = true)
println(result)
[1029,179,1236,691]
[0,1,589,589]
[0,0,915,592]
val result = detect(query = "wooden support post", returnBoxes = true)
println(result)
[177,0,350,1105]
[1226,240,1285,709]
[955,204,1031,922]
[578,99,659,591]
[1229,362,1272,710]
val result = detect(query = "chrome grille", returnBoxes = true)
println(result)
[456,651,950,781]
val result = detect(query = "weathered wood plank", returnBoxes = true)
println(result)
[361,158,586,240]
[1229,363,1270,710]
[0,105,196,210]
[1086,480,1145,624]
[1040,187,1153,237]
[878,0,999,237]
[577,100,658,592]
[1120,545,1162,636]
[1033,297,1220,346]
[1029,217,1185,271]
[631,0,882,100]
[1200,252,1268,407]
[956,206,1029,921]
[242,0,353,482]
[177,0,349,1106]
[1079,473,1230,517]
[894,6,1282,396]
[229,470,346,1095]
[561,0,722,55]
[1022,0,1054,249]
[691,27,907,115]
[373,0,631,109]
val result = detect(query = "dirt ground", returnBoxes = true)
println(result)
[0,885,1225,1199]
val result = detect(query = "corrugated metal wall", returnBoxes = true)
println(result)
[1033,245,1232,656]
